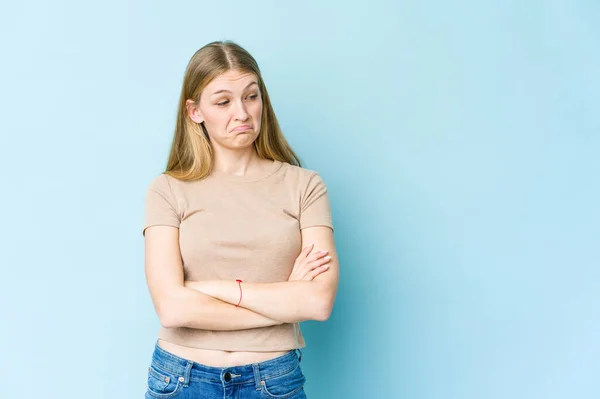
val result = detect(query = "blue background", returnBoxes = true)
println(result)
[1,1,598,398]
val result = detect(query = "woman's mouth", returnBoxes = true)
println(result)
[232,125,252,132]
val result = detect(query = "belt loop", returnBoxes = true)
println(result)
[296,348,303,363]
[182,360,193,387]
[252,363,262,391]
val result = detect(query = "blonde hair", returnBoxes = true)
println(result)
[164,41,302,181]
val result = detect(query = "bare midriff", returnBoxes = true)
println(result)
[157,339,290,367]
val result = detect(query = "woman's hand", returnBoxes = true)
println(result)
[288,243,332,281]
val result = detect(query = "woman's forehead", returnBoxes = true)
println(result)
[206,70,257,93]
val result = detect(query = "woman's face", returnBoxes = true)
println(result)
[187,69,263,150]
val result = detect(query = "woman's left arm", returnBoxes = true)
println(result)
[185,226,339,324]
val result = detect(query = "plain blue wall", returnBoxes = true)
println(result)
[1,1,598,398]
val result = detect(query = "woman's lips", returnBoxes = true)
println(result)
[232,125,252,132]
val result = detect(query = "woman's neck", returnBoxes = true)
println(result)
[211,147,266,177]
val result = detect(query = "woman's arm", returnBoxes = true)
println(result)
[160,287,284,330]
[184,280,324,323]
[185,226,339,323]
[145,225,283,330]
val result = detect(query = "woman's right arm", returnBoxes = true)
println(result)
[144,225,283,330]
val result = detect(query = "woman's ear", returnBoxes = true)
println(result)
[185,99,204,124]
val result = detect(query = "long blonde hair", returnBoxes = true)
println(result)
[164,41,301,181]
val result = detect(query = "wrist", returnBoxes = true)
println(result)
[235,279,243,307]
[213,280,240,305]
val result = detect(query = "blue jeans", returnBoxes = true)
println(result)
[145,340,307,399]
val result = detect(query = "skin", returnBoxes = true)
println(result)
[145,69,339,367]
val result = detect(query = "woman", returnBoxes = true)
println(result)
[142,40,339,399]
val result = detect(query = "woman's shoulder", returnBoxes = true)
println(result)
[279,161,320,179]
[147,170,187,186]
[278,161,328,189]
[145,172,170,191]
[145,172,194,199]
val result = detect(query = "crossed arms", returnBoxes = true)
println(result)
[144,225,339,331]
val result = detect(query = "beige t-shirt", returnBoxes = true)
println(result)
[142,159,334,351]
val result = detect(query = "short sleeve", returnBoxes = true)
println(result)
[299,172,334,231]
[142,173,181,236]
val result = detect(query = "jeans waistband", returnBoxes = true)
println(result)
[149,340,303,389]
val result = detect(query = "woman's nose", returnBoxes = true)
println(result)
[233,100,249,120]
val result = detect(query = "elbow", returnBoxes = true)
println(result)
[160,313,180,329]
[155,290,186,328]
[157,302,181,328]
[313,292,335,322]
[314,308,330,322]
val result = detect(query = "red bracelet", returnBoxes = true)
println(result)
[235,279,243,307]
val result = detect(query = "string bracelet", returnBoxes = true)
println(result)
[235,279,243,307]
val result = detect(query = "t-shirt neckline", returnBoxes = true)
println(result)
[210,159,283,183]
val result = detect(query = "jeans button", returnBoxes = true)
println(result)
[224,371,232,382]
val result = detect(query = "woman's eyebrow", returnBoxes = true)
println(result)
[211,81,258,96]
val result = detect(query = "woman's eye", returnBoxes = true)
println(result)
[217,94,257,106]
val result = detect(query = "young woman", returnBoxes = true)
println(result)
[142,40,339,399]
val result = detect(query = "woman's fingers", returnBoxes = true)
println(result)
[311,255,331,269]
[306,264,330,280]
[306,250,329,263]
[303,255,331,275]
[291,246,332,281]
[299,243,315,259]
[292,244,314,270]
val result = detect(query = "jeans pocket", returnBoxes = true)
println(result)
[146,364,184,398]
[261,363,306,399]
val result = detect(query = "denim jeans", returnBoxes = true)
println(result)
[144,340,307,399]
